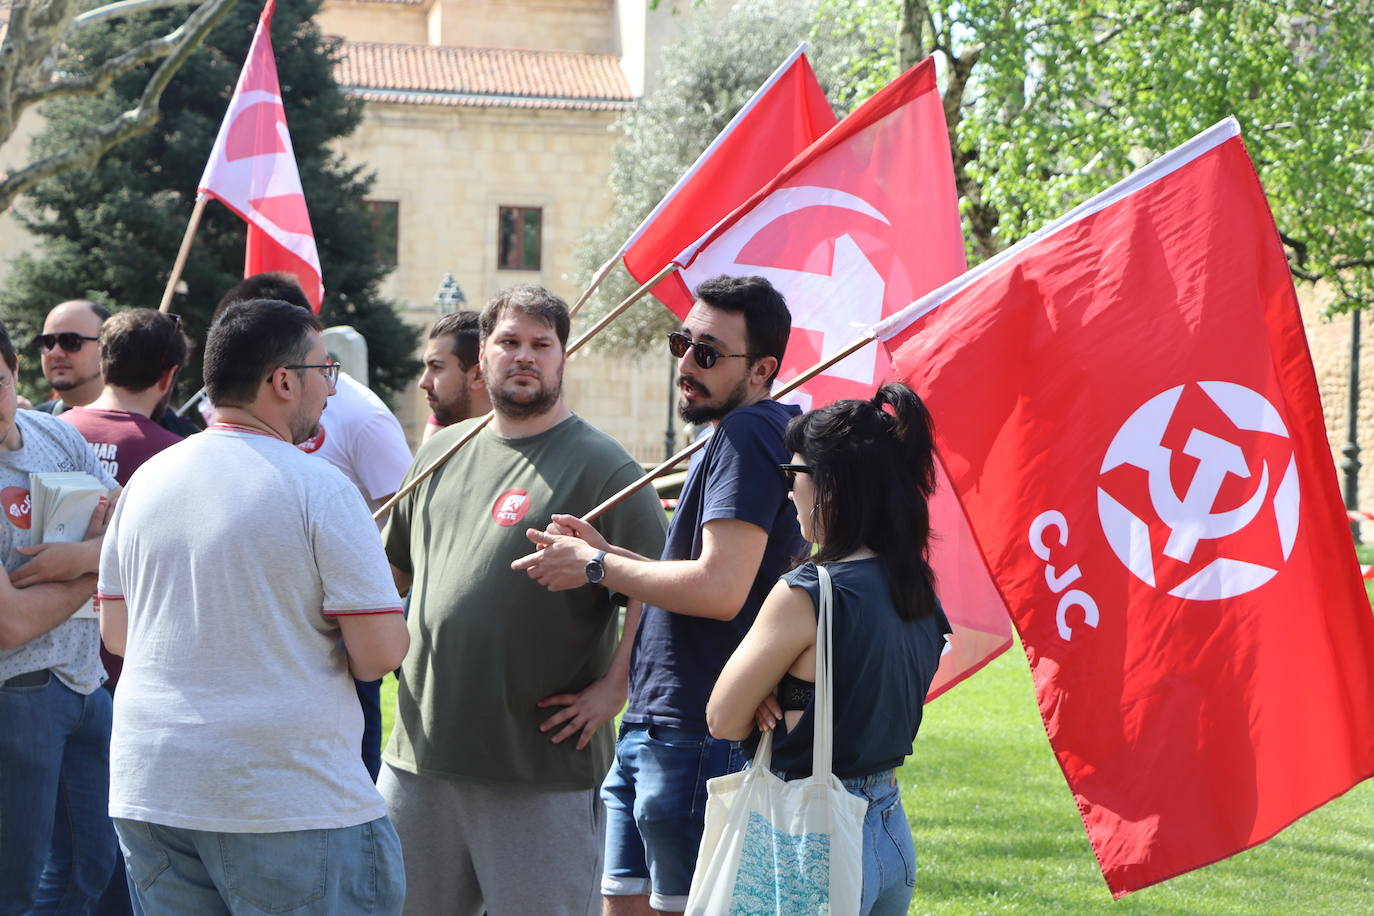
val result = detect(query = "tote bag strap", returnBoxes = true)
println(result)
[812,563,836,781]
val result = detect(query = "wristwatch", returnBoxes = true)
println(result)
[585,549,608,585]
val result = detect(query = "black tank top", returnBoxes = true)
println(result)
[745,559,951,780]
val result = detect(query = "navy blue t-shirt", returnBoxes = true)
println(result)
[755,559,952,780]
[625,400,807,730]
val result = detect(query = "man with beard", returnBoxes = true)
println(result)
[380,285,666,916]
[97,299,408,913]
[418,310,490,442]
[513,275,805,915]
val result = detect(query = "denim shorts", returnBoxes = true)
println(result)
[600,722,743,912]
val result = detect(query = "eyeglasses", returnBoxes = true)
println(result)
[282,362,340,390]
[778,463,812,489]
[33,332,99,353]
[667,332,759,370]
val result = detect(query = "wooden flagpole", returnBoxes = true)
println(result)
[371,261,681,521]
[567,254,619,320]
[159,194,208,312]
[582,332,878,522]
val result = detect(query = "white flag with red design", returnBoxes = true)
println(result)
[198,0,323,311]
[876,118,1374,896]
[674,57,1013,699]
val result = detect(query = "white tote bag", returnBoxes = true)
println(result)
[686,564,868,916]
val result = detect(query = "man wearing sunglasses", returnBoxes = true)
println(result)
[30,299,198,438]
[31,299,110,416]
[514,275,807,915]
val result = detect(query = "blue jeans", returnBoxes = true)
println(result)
[113,817,405,915]
[0,671,118,915]
[844,772,916,916]
[601,722,743,911]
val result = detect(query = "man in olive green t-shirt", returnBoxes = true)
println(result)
[380,286,666,916]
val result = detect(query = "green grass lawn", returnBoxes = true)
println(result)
[379,542,1374,914]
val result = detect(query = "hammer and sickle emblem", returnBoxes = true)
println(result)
[1146,428,1268,562]
[1100,384,1273,563]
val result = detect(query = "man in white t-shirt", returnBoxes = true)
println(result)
[97,299,409,914]
[212,272,412,781]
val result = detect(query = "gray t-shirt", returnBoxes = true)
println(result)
[99,425,403,832]
[0,410,116,693]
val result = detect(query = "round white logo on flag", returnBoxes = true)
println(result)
[1095,381,1299,601]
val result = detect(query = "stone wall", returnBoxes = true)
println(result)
[315,2,429,45]
[331,100,628,440]
[428,0,616,52]
[1297,282,1374,517]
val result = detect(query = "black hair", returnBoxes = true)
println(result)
[101,309,188,391]
[0,320,15,373]
[784,382,939,621]
[205,299,323,406]
[480,286,570,348]
[214,272,311,321]
[693,275,790,385]
[430,310,482,369]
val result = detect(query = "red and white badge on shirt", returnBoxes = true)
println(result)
[491,489,530,527]
[2,486,31,530]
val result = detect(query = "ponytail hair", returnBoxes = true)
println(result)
[783,382,938,620]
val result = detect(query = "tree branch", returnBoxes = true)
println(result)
[0,1,83,149]
[0,0,238,213]
[14,16,198,113]
[74,0,204,29]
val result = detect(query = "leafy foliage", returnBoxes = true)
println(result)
[891,0,1373,308]
[3,0,419,403]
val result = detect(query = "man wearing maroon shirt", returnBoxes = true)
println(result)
[62,309,187,492]
[62,309,188,684]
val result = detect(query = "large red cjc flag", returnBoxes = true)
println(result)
[617,44,836,310]
[199,0,323,311]
[677,57,1011,700]
[877,118,1374,896]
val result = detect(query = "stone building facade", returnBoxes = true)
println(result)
[318,0,686,457]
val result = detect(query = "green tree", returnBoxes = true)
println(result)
[892,0,1373,309]
[576,0,894,351]
[3,0,419,403]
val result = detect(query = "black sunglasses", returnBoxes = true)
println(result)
[778,463,812,489]
[33,332,99,353]
[667,332,759,370]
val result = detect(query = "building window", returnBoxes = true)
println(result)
[366,200,399,268]
[498,206,542,271]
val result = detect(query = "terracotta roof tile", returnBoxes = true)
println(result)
[337,40,635,111]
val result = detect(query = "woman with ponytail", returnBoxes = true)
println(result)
[706,382,951,915]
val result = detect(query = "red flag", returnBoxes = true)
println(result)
[618,44,836,311]
[199,0,324,311]
[678,57,1011,700]
[877,118,1374,896]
